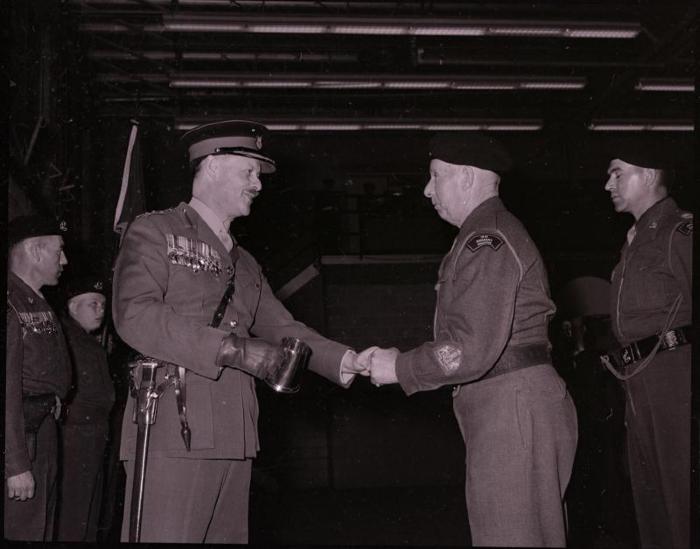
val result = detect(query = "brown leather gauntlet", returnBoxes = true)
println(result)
[215,334,283,379]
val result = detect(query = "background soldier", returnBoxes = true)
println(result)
[603,147,692,549]
[5,215,71,541]
[56,274,115,541]
[112,120,368,543]
[365,133,578,547]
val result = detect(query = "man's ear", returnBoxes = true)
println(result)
[642,167,659,187]
[462,165,475,189]
[67,298,79,319]
[27,239,43,263]
[203,155,219,178]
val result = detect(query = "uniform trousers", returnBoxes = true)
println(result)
[4,415,59,541]
[120,455,252,543]
[56,421,109,541]
[454,364,578,547]
[624,345,690,549]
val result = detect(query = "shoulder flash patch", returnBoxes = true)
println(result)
[466,233,504,252]
[677,221,693,236]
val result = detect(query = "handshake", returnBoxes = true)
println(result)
[216,334,400,388]
[345,346,400,387]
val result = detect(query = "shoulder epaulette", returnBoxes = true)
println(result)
[135,208,177,220]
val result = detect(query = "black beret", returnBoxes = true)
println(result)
[181,120,276,173]
[8,215,68,247]
[429,133,512,173]
[64,274,107,302]
[612,141,675,171]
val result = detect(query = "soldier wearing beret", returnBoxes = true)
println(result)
[603,147,692,549]
[364,134,578,547]
[5,215,71,540]
[112,120,368,543]
[55,274,115,541]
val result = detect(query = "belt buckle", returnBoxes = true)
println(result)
[621,342,641,365]
[662,329,680,350]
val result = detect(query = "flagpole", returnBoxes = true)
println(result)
[114,119,141,239]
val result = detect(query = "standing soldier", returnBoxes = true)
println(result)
[603,147,692,549]
[112,120,368,543]
[5,215,71,540]
[56,274,115,541]
[365,133,578,547]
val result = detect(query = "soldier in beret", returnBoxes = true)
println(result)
[5,215,71,540]
[603,146,692,549]
[364,133,578,547]
[55,274,115,541]
[112,120,369,543]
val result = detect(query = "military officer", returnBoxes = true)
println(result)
[112,120,368,543]
[365,133,578,547]
[56,274,115,541]
[6,215,71,540]
[603,146,692,549]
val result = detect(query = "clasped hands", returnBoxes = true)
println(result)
[345,346,399,387]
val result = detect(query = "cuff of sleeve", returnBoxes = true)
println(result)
[338,350,357,388]
[199,328,234,380]
[395,350,421,396]
[5,450,31,479]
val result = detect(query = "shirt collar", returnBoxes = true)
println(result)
[188,197,234,250]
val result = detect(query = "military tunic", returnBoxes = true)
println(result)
[396,197,578,547]
[5,272,71,541]
[112,202,350,543]
[56,315,115,541]
[609,197,692,549]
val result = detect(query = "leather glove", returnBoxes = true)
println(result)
[215,334,283,379]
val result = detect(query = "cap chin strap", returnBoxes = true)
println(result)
[203,148,276,173]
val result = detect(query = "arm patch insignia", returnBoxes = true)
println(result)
[434,344,462,374]
[677,221,693,236]
[466,233,503,252]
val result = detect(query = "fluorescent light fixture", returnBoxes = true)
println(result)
[241,81,313,88]
[565,28,639,38]
[83,16,640,40]
[175,119,543,132]
[519,79,586,89]
[168,74,586,91]
[588,120,693,132]
[383,81,452,89]
[315,81,383,89]
[635,78,695,92]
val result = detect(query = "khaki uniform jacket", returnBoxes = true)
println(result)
[610,196,692,345]
[396,197,556,393]
[112,203,350,460]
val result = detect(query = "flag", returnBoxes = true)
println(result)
[113,120,146,239]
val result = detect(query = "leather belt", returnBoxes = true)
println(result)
[599,325,693,370]
[22,393,57,433]
[481,344,551,381]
